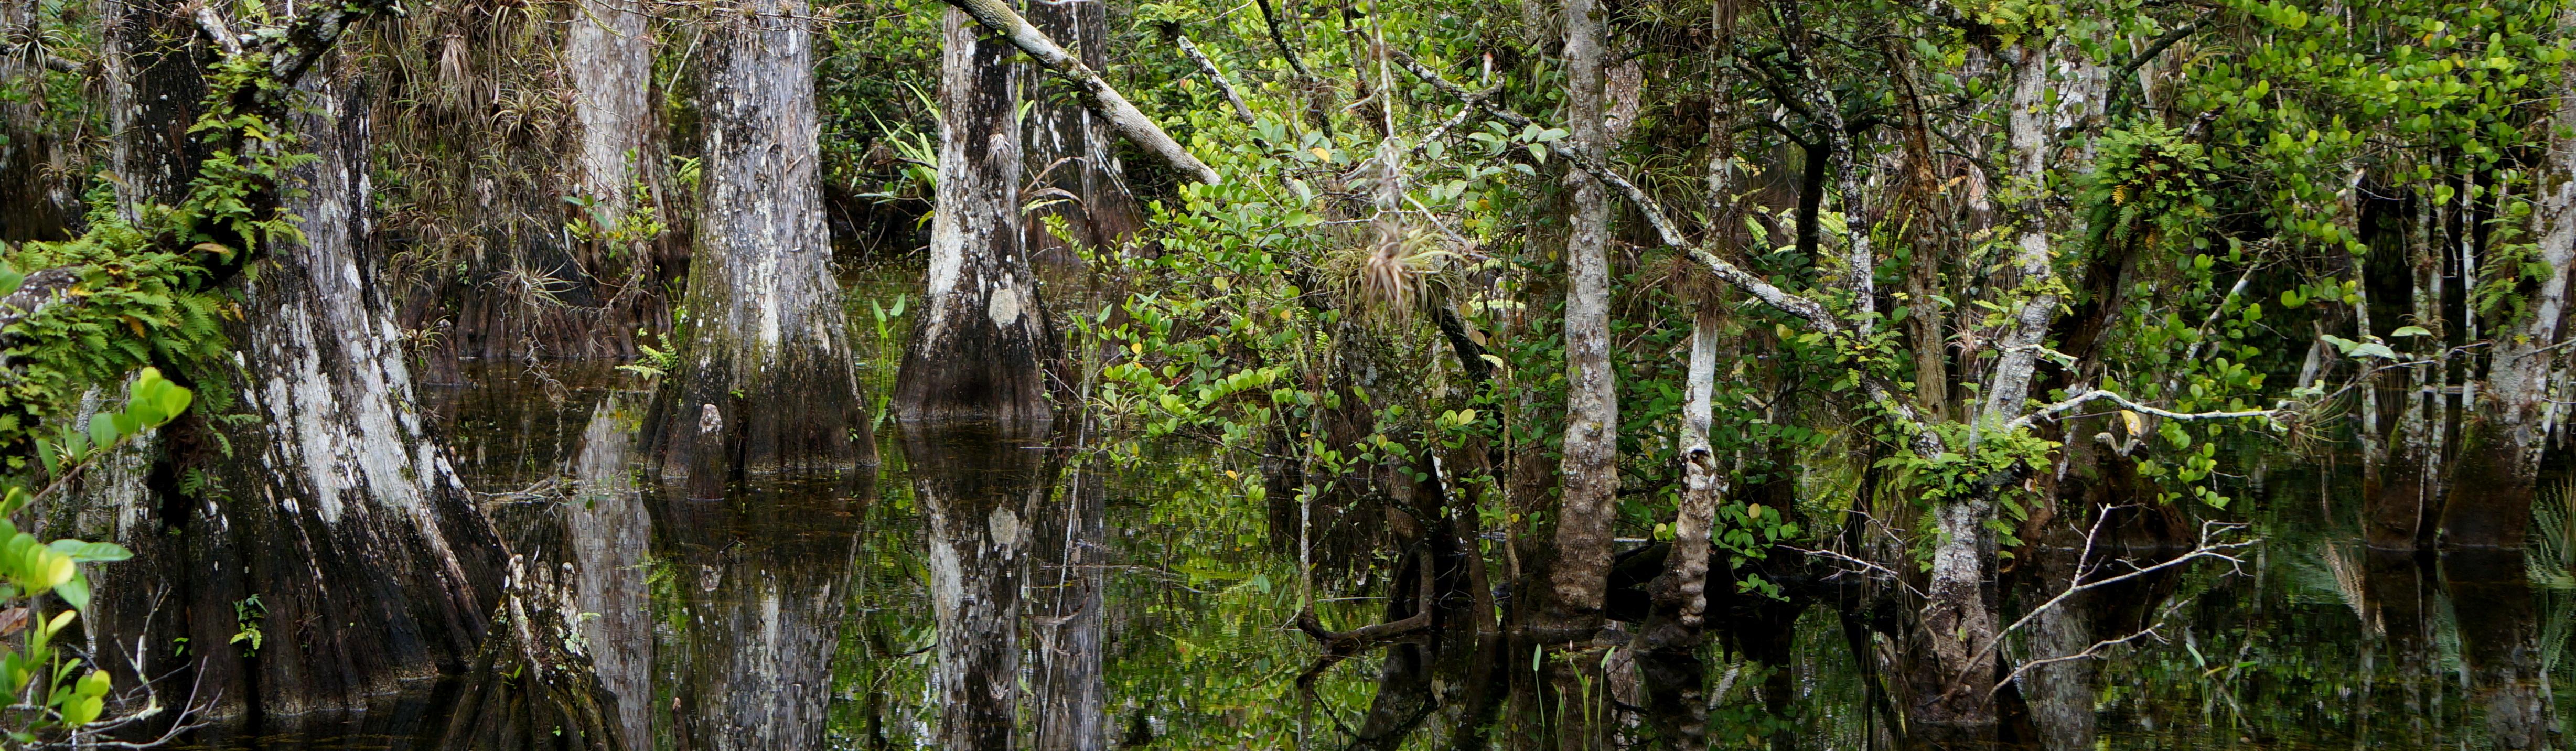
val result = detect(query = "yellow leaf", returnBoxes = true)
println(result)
[2119,410,2144,437]
[1130,341,1144,356]
[1308,147,1332,161]
[1746,504,1765,520]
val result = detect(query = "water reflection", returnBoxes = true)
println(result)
[899,420,1058,748]
[651,472,867,750]
[156,361,2576,750]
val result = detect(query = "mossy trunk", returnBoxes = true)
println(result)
[895,6,1056,425]
[647,0,871,496]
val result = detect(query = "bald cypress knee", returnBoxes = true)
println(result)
[896,4,1055,425]
[648,0,870,495]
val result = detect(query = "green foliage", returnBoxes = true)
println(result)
[0,369,182,744]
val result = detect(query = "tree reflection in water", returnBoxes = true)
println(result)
[198,363,2570,751]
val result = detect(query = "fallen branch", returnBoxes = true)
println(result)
[944,0,1221,185]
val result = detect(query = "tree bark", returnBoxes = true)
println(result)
[896,6,1055,425]
[566,0,653,217]
[49,52,511,718]
[1542,0,1616,638]
[2444,20,2576,548]
[100,0,208,214]
[649,0,870,497]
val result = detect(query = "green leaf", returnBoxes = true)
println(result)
[2390,325,2432,337]
[53,572,87,611]
[47,540,131,563]
[87,414,116,449]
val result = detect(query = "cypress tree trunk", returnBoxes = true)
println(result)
[99,0,206,214]
[896,5,1055,425]
[567,0,652,217]
[2444,25,2576,548]
[648,0,870,497]
[51,51,512,717]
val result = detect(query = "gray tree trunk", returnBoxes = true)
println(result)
[650,0,870,496]
[567,0,653,216]
[1543,0,1616,635]
[897,6,1055,425]
[52,51,512,717]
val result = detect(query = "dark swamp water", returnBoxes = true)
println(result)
[152,270,2576,750]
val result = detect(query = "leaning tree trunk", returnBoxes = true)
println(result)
[648,0,869,497]
[896,5,1055,424]
[2444,27,2576,548]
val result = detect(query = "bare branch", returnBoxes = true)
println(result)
[1168,29,1253,126]
[1991,619,2167,697]
[1950,520,2256,695]
[2008,389,2281,433]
